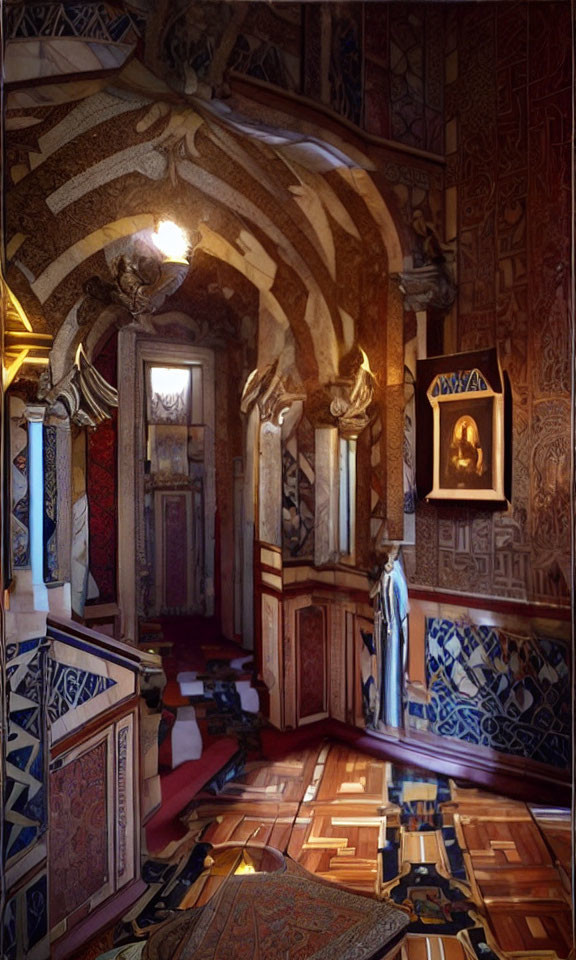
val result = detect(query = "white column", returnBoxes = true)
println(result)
[25,405,48,611]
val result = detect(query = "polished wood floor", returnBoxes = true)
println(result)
[75,740,572,960]
[178,742,573,959]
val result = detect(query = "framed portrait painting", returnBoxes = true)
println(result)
[417,350,507,503]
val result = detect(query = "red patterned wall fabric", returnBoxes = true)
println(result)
[414,2,572,604]
[298,604,326,719]
[87,334,118,604]
[49,740,109,927]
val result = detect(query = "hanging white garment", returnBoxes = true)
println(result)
[373,554,409,730]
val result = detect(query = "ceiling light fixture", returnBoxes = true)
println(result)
[152,220,190,263]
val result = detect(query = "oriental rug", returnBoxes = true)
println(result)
[143,868,408,960]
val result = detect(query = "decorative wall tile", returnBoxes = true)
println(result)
[47,661,116,724]
[409,618,570,768]
[10,400,29,569]
[282,415,315,561]
[5,3,143,45]
[4,637,47,863]
[47,633,136,742]
[230,4,301,92]
[3,871,48,960]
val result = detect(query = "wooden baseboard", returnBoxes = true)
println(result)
[51,877,148,960]
[264,718,571,806]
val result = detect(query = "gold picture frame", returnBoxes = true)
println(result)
[426,362,505,501]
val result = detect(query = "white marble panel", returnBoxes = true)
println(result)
[261,593,281,729]
[314,427,339,566]
[258,421,282,547]
[49,638,136,743]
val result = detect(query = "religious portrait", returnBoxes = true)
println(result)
[422,354,506,503]
[439,398,493,491]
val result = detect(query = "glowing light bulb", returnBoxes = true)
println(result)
[152,220,189,262]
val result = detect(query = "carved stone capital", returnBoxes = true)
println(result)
[241,361,304,426]
[38,345,118,429]
[24,404,46,424]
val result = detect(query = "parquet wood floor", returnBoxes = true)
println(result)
[181,741,573,959]
[79,741,571,960]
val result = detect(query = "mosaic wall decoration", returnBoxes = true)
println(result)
[230,3,302,91]
[5,2,143,44]
[282,415,315,561]
[329,3,363,126]
[10,405,29,569]
[408,618,570,768]
[3,871,48,960]
[363,4,443,153]
[47,661,116,724]
[430,369,489,397]
[4,637,47,863]
[43,424,58,583]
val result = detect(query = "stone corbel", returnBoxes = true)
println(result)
[38,344,118,429]
[329,349,376,440]
[394,211,457,313]
[80,250,190,325]
[393,263,457,312]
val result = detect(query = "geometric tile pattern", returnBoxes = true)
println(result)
[43,424,58,582]
[47,660,116,724]
[430,369,489,396]
[4,638,47,862]
[5,3,143,44]
[3,871,48,960]
[11,417,29,569]
[408,618,571,769]
[281,415,315,561]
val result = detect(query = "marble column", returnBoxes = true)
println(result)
[314,426,339,566]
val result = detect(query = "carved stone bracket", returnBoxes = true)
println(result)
[38,345,118,429]
[80,252,189,325]
[328,351,376,440]
[393,263,457,313]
